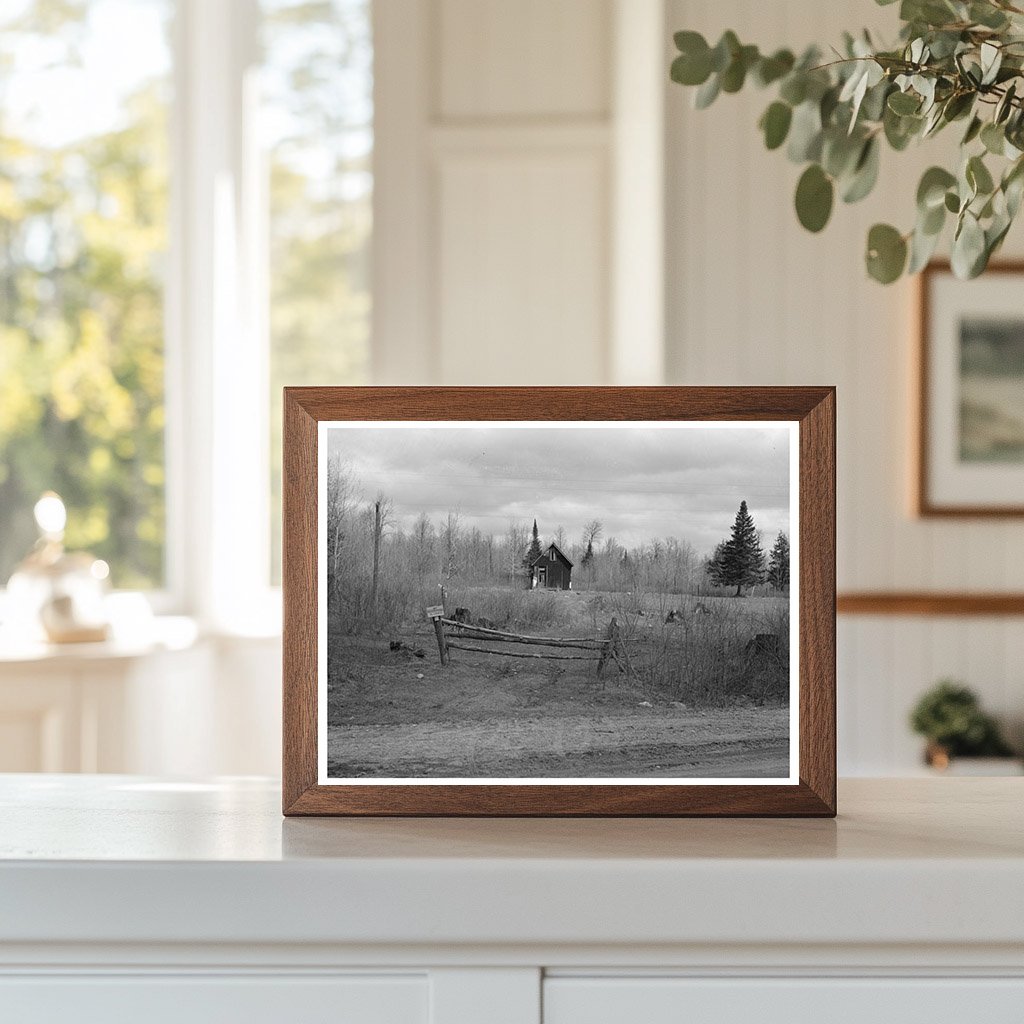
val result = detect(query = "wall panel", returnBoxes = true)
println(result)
[437,150,608,384]
[438,0,611,120]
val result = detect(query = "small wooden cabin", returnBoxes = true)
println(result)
[529,543,573,590]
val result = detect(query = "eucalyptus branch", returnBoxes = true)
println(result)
[670,0,1024,283]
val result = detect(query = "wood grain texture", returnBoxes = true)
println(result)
[798,388,837,811]
[282,387,836,817]
[282,391,318,812]
[838,592,1024,616]
[916,260,1024,518]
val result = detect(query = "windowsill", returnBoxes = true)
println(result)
[0,615,202,666]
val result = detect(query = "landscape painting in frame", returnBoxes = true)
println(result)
[317,421,798,786]
[920,262,1024,515]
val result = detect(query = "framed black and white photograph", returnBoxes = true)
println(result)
[283,387,835,816]
[918,262,1024,517]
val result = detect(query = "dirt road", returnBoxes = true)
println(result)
[327,633,789,779]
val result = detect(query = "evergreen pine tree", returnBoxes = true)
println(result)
[767,531,790,592]
[523,518,543,574]
[706,500,766,597]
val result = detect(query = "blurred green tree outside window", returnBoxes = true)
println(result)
[263,0,372,583]
[0,0,372,594]
[0,0,172,589]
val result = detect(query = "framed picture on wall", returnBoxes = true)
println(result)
[918,262,1024,516]
[282,387,836,817]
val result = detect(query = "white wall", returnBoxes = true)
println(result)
[665,0,1024,772]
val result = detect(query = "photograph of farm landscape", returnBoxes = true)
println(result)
[322,423,794,781]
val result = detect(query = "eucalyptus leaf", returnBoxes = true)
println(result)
[951,211,987,278]
[866,223,908,283]
[754,49,795,87]
[942,91,974,122]
[917,166,957,210]
[671,52,711,87]
[694,73,721,109]
[842,137,881,203]
[981,121,1006,155]
[980,42,1003,86]
[820,85,841,126]
[967,154,995,195]
[779,73,807,106]
[1004,158,1024,216]
[795,164,834,232]
[920,200,946,235]
[908,221,943,273]
[861,79,892,122]
[962,115,983,145]
[721,44,759,92]
[888,90,921,115]
[996,82,1017,124]
[710,31,740,73]
[922,104,945,137]
[884,106,922,150]
[822,129,864,178]
[787,101,823,162]
[970,2,1009,29]
[760,101,793,150]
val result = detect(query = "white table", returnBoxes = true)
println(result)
[1,776,1023,1023]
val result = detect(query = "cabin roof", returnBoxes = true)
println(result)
[530,542,573,568]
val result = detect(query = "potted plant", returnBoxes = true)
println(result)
[909,680,1019,772]
[670,0,1024,283]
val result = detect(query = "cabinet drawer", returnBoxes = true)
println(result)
[544,977,1024,1024]
[0,974,427,1024]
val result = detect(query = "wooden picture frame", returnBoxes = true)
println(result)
[917,261,1024,517]
[283,387,836,817]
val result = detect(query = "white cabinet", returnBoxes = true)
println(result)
[544,978,1024,1024]
[1,975,428,1024]
[1,777,1023,1024]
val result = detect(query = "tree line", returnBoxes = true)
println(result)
[326,459,789,622]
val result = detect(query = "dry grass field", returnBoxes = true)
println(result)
[326,586,790,779]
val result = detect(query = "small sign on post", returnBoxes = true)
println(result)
[425,605,447,665]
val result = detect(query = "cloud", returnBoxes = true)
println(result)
[327,424,791,553]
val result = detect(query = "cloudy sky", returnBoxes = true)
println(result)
[326,424,792,555]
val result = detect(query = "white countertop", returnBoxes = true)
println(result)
[2,775,1022,951]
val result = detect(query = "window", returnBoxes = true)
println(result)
[0,0,373,617]
[0,0,172,589]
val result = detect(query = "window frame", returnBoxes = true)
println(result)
[165,0,279,632]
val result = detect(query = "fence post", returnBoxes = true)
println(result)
[425,604,447,665]
[597,616,622,676]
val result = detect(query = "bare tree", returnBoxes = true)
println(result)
[442,510,462,580]
[505,519,528,585]
[326,453,357,602]
[369,492,393,618]
[553,524,567,549]
[580,519,603,579]
[411,512,435,581]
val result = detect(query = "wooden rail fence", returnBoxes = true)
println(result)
[426,609,633,675]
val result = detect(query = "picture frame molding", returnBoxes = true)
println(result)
[282,386,836,817]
